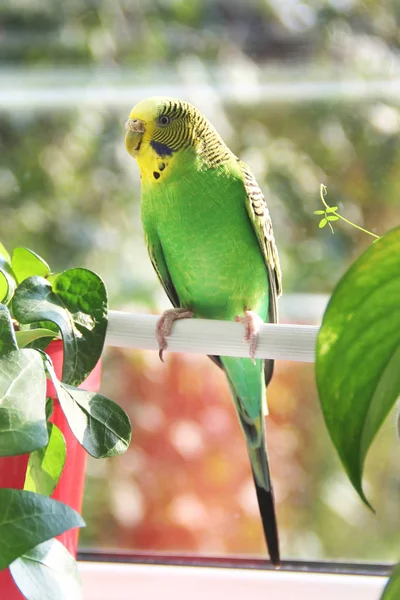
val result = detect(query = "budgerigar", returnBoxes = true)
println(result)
[125,97,282,565]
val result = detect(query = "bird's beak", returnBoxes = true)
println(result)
[125,118,146,157]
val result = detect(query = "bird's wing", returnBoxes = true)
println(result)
[145,233,181,308]
[238,161,282,385]
[146,231,223,369]
[239,161,282,303]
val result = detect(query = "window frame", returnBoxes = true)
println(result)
[79,554,389,600]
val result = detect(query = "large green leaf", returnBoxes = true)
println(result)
[0,303,18,356]
[52,268,108,385]
[0,349,48,456]
[380,563,400,599]
[44,355,131,458]
[316,226,400,506]
[0,249,16,305]
[12,247,51,284]
[0,489,85,570]
[10,539,82,600]
[12,276,80,378]
[12,270,107,387]
[24,423,66,496]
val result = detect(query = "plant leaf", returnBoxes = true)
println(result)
[0,251,16,305]
[47,273,60,285]
[12,271,107,387]
[380,563,400,599]
[0,303,18,356]
[44,355,131,458]
[0,242,11,263]
[326,206,339,213]
[326,215,339,221]
[12,247,51,284]
[52,268,108,385]
[313,210,325,215]
[12,275,78,371]
[19,321,60,352]
[319,218,327,228]
[10,539,82,600]
[316,226,400,506]
[24,423,66,496]
[0,488,85,570]
[60,384,132,458]
[16,328,58,349]
[0,349,48,456]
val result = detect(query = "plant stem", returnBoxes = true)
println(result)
[320,185,380,239]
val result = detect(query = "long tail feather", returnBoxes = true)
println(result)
[222,356,280,566]
[248,440,280,566]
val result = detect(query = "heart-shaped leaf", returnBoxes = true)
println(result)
[52,268,108,385]
[0,488,85,570]
[316,226,400,506]
[12,276,78,373]
[0,249,16,305]
[0,349,48,456]
[24,423,66,496]
[0,303,18,356]
[10,539,82,600]
[380,563,400,600]
[12,247,51,284]
[12,271,107,387]
[44,355,131,458]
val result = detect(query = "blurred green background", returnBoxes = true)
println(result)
[1,0,400,562]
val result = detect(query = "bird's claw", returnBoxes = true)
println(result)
[235,310,264,363]
[158,345,166,363]
[156,307,194,361]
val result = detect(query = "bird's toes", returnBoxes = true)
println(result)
[156,307,194,362]
[236,310,264,363]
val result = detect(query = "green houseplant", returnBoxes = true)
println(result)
[0,243,132,600]
[314,195,400,596]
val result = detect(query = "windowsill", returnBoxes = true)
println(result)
[79,560,388,600]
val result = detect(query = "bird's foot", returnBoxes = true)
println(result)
[156,307,194,362]
[235,310,264,362]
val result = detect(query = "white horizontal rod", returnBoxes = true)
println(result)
[106,311,319,363]
[2,75,400,110]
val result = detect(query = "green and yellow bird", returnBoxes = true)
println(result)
[125,97,282,565]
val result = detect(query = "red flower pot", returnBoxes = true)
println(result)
[0,340,101,598]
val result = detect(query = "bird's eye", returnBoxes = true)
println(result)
[158,114,171,127]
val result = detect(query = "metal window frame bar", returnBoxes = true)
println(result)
[79,550,391,577]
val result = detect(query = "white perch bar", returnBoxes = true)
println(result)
[106,311,319,363]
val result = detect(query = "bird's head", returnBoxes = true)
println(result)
[125,97,230,182]
[125,96,201,159]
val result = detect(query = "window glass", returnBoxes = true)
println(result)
[1,0,399,563]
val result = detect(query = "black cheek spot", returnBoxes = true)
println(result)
[159,162,166,171]
[153,171,160,180]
